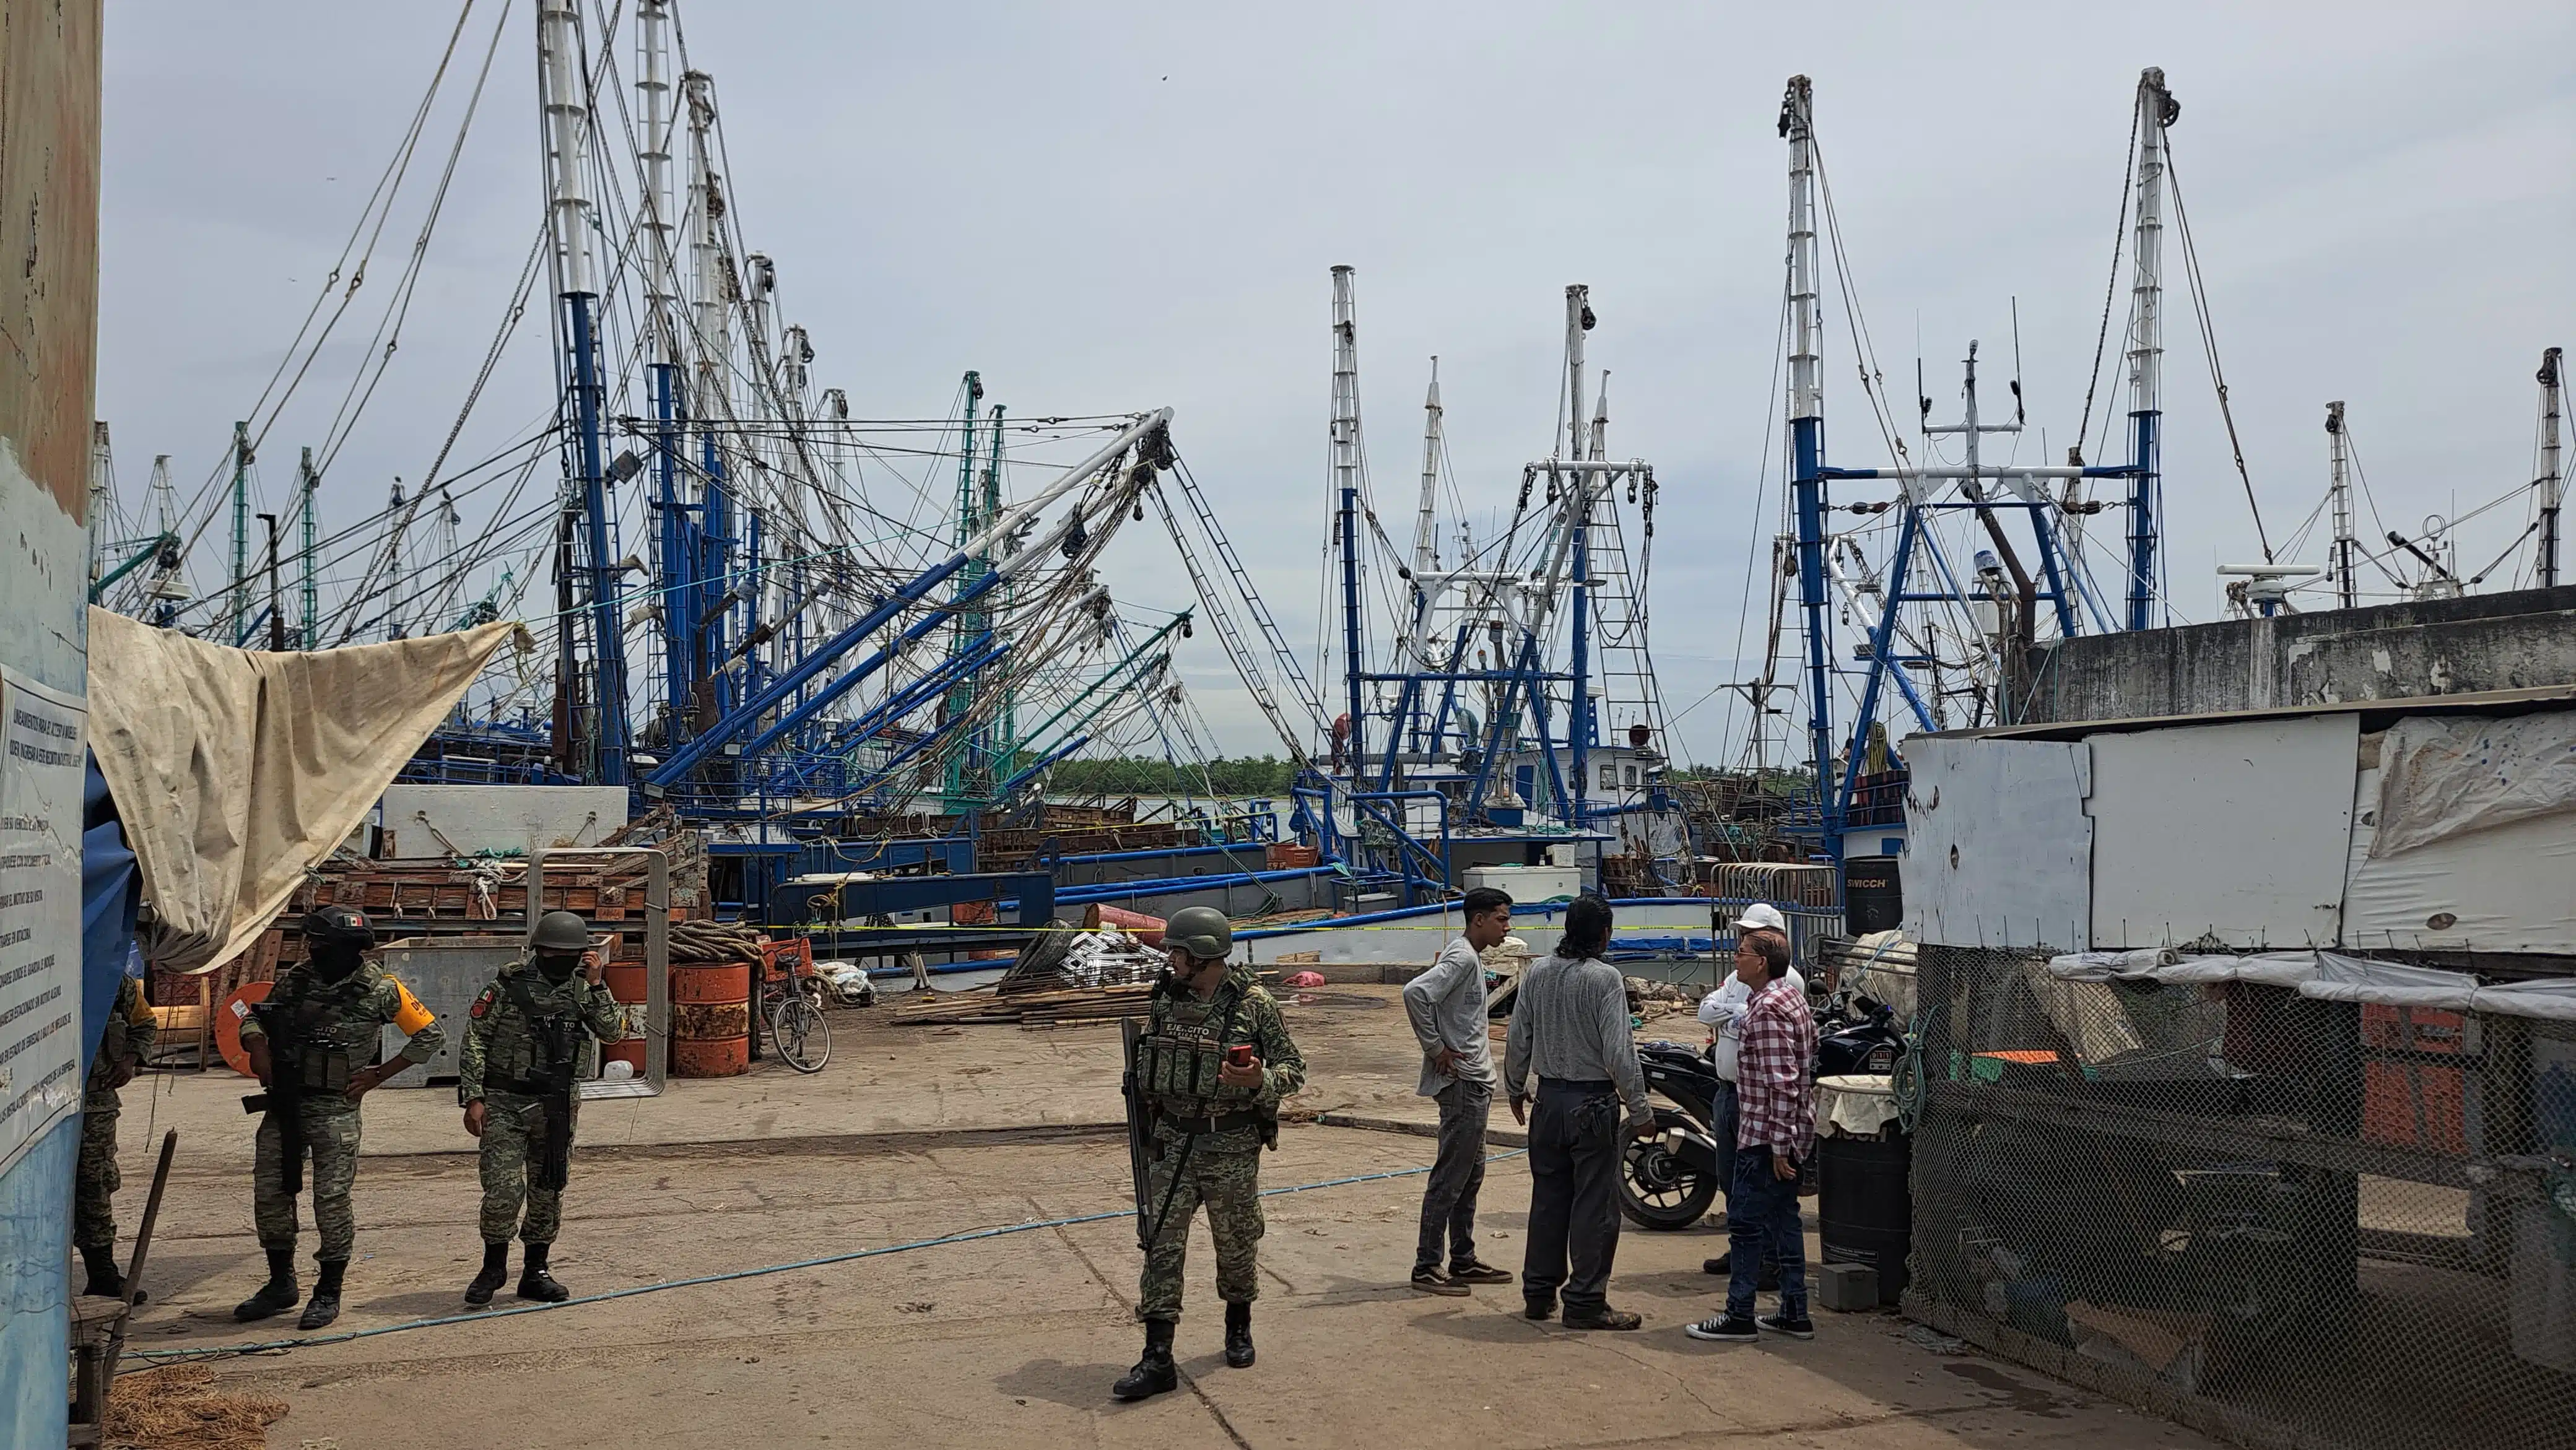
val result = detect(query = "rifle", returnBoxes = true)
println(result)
[244,999,307,1194]
[1120,1017,1155,1250]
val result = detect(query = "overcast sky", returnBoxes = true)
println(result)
[98,1,2574,765]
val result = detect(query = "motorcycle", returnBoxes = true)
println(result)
[1617,991,1908,1230]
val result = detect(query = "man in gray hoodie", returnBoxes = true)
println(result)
[1503,895,1655,1330]
[1402,887,1516,1294]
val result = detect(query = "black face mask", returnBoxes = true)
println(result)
[310,945,363,982]
[536,952,581,984]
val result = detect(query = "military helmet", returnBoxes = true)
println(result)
[1164,905,1232,962]
[532,910,593,954]
[302,906,375,950]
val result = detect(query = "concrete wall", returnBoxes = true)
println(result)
[2015,586,2576,724]
[0,2,102,1441]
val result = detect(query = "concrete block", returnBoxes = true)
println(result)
[1816,1260,1880,1313]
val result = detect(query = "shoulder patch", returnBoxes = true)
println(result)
[469,984,498,1020]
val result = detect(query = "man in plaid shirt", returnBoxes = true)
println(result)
[1687,931,1816,1342]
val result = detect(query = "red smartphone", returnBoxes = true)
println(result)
[1226,1044,1255,1068]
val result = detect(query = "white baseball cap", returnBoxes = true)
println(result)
[1737,902,1788,934]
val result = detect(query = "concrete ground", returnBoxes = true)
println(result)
[100,990,2214,1450]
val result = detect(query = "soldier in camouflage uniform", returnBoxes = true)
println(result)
[458,910,623,1306]
[235,907,446,1331]
[1112,905,1305,1402]
[76,969,157,1300]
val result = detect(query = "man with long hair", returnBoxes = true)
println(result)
[1502,895,1653,1330]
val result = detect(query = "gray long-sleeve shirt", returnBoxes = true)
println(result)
[1502,950,1650,1126]
[1403,937,1497,1095]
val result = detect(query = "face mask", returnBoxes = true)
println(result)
[536,953,581,984]
[310,945,363,982]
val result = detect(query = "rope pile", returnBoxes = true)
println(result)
[668,919,765,965]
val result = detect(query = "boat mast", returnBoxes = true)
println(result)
[1331,263,1365,781]
[1565,284,1595,831]
[2326,401,2356,609]
[539,0,629,783]
[639,0,689,732]
[1782,76,1839,856]
[685,68,733,739]
[1402,356,1442,672]
[86,422,113,591]
[2541,347,2564,589]
[229,420,252,645]
[298,446,320,648]
[2124,67,2174,631]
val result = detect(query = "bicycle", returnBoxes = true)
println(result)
[759,941,832,1074]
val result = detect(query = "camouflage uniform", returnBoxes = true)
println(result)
[239,960,445,1262]
[74,976,158,1254]
[459,958,622,1244]
[1134,966,1305,1321]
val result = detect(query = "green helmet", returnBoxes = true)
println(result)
[1164,905,1232,962]
[532,910,592,954]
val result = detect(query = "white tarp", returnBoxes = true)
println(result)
[2044,946,2576,1023]
[2373,711,2576,858]
[85,607,516,974]
[2344,762,2576,955]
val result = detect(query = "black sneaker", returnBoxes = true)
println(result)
[1561,1306,1642,1331]
[1523,1298,1556,1321]
[1447,1259,1514,1285]
[1685,1314,1760,1343]
[1410,1267,1470,1296]
[1757,1311,1816,1340]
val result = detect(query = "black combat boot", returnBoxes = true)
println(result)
[516,1241,570,1303]
[233,1248,300,1322]
[1111,1318,1178,1401]
[79,1244,142,1303]
[464,1241,511,1306]
[297,1258,347,1331]
[1224,1301,1255,1368]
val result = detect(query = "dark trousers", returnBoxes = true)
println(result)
[1416,1079,1492,1272]
[1726,1145,1809,1319]
[1523,1079,1622,1314]
[1711,1080,1777,1275]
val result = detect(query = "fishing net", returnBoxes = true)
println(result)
[1904,943,2576,1450]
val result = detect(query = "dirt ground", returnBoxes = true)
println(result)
[100,989,2215,1450]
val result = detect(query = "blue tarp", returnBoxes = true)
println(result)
[78,752,140,1083]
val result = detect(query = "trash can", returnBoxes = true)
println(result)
[1817,1073,1910,1306]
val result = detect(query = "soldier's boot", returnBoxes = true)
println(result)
[464,1241,511,1306]
[297,1259,347,1331]
[1111,1318,1178,1401]
[78,1244,144,1304]
[516,1241,571,1303]
[1223,1301,1255,1368]
[233,1248,300,1322]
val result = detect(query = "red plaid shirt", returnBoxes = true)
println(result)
[1734,975,1816,1161]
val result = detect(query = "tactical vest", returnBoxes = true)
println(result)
[1136,984,1256,1108]
[268,968,381,1093]
[495,970,588,1096]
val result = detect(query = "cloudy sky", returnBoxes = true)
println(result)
[98,1,2574,765]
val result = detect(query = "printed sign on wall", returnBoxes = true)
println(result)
[0,667,85,1174]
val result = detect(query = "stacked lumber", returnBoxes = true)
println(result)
[888,982,1155,1027]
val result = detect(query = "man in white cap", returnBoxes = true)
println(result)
[1696,903,1803,1280]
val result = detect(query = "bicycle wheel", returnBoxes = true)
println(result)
[770,992,831,1074]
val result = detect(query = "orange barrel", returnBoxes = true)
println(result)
[1095,905,1166,949]
[214,979,275,1077]
[602,962,650,1077]
[671,960,751,1077]
[952,898,1010,960]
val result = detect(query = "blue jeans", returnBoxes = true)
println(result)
[1726,1144,1808,1319]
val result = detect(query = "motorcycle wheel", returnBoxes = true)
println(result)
[1617,1106,1720,1230]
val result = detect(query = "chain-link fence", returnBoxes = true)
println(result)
[1905,944,2576,1450]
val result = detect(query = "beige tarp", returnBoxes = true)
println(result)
[85,606,518,973]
